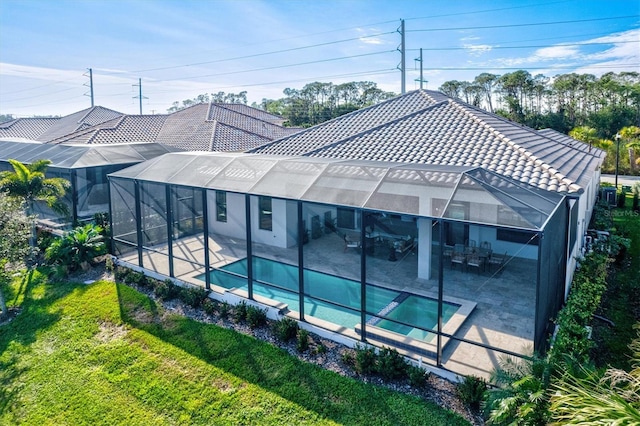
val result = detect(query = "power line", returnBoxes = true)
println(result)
[407,40,640,52]
[157,50,397,82]
[408,15,640,32]
[127,31,396,74]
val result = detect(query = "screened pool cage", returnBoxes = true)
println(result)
[109,152,569,377]
[0,139,179,227]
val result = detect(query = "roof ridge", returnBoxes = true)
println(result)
[48,115,125,144]
[303,100,450,156]
[208,103,284,128]
[451,101,582,192]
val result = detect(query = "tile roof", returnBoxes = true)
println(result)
[251,90,604,194]
[0,117,60,140]
[37,106,124,141]
[155,103,297,151]
[48,115,168,145]
[215,103,287,125]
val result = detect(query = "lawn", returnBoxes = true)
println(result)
[593,192,640,369]
[0,270,468,426]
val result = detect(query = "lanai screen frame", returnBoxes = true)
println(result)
[0,139,181,222]
[108,152,568,364]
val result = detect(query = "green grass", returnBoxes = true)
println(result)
[592,192,640,370]
[0,271,468,426]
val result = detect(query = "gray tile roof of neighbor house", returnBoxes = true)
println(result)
[251,90,605,194]
[49,115,168,145]
[154,103,298,151]
[0,117,60,140]
[37,106,125,141]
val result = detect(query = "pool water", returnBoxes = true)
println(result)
[375,295,458,342]
[197,257,458,340]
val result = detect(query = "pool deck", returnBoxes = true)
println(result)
[122,231,537,379]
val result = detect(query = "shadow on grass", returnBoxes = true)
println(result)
[115,282,465,425]
[0,268,83,412]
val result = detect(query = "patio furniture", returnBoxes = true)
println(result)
[451,251,466,269]
[487,251,507,272]
[344,235,361,252]
[466,253,483,273]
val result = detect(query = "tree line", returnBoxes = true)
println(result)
[167,81,396,128]
[438,71,640,139]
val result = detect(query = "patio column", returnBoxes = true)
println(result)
[417,217,432,279]
[436,219,444,366]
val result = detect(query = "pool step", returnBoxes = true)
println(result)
[366,292,410,326]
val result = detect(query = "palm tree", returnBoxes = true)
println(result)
[569,126,599,152]
[484,351,552,425]
[550,325,640,424]
[619,126,640,172]
[0,159,70,248]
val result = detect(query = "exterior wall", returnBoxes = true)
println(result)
[249,196,289,248]
[208,191,246,239]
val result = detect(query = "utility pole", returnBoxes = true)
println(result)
[83,68,94,107]
[132,78,148,115]
[414,48,428,90]
[398,19,406,94]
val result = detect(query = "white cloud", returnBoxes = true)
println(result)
[463,44,494,56]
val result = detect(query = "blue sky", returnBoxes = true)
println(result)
[0,0,638,117]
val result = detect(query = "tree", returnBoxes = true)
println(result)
[0,159,70,248]
[0,193,32,320]
[569,126,600,152]
[484,352,552,425]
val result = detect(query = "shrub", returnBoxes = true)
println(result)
[272,317,299,342]
[616,191,626,208]
[180,286,208,308]
[246,305,267,329]
[233,301,248,323]
[407,365,429,389]
[376,347,407,380]
[296,329,309,352]
[315,343,327,355]
[202,298,217,316]
[456,375,488,410]
[128,271,148,287]
[44,224,106,273]
[218,301,231,319]
[340,350,355,367]
[154,279,180,301]
[354,344,377,376]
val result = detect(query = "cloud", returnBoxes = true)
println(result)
[463,44,494,56]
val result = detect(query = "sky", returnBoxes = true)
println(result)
[0,0,638,118]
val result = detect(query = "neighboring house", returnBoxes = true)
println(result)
[107,90,604,378]
[0,139,181,225]
[153,102,298,151]
[0,106,124,141]
[44,103,297,152]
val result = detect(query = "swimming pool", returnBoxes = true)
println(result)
[197,257,459,342]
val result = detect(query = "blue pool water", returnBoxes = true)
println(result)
[197,257,458,339]
[375,295,458,342]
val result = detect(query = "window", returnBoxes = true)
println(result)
[259,196,272,231]
[216,191,227,222]
[337,207,355,229]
